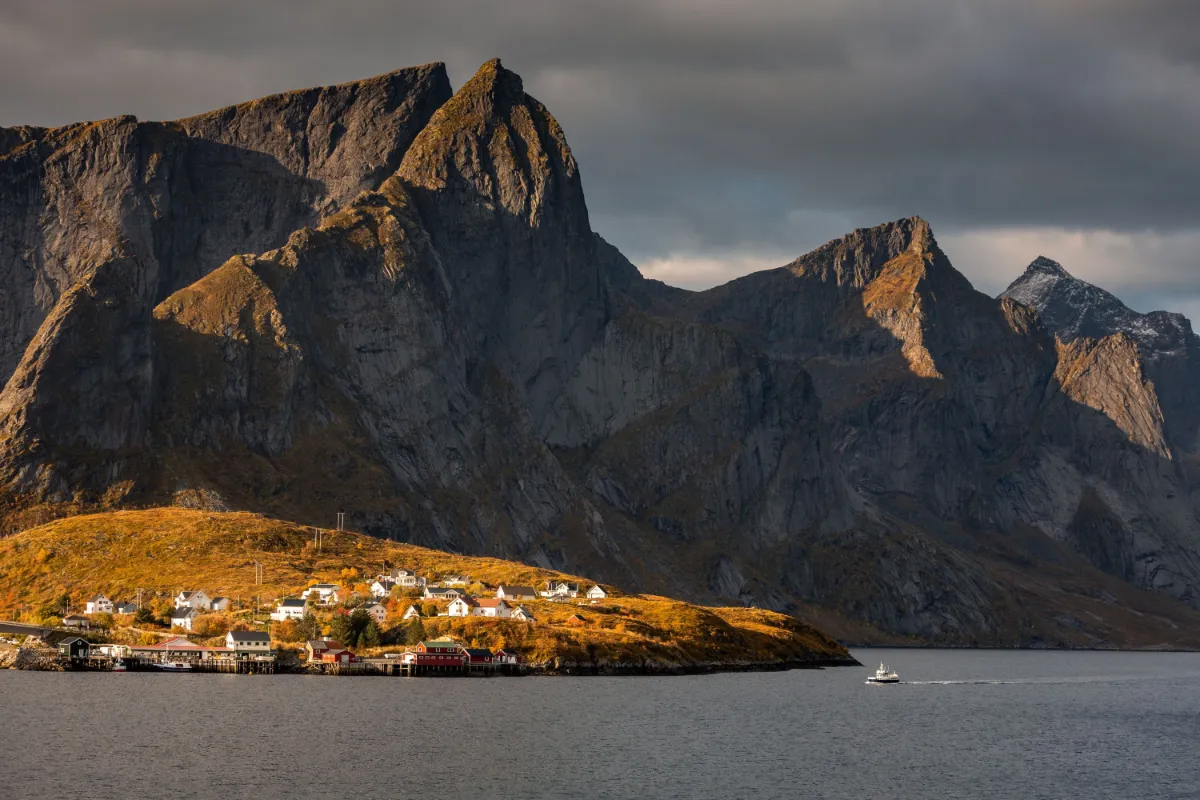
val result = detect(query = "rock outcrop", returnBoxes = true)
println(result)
[0,59,1198,646]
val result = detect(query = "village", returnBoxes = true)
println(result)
[9,568,612,676]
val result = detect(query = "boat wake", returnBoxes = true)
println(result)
[903,676,1137,686]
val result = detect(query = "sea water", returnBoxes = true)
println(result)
[1,648,1197,799]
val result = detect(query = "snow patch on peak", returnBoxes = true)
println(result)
[1026,256,1069,277]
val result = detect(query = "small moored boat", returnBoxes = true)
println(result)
[157,660,193,672]
[111,658,127,672]
[865,662,900,684]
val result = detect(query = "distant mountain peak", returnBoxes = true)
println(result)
[1023,255,1070,278]
[1002,256,1195,356]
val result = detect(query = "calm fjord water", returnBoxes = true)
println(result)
[2,648,1198,799]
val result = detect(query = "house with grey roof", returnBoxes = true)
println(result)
[85,594,114,614]
[174,590,212,610]
[170,606,201,632]
[270,598,308,621]
[496,585,537,601]
[226,630,271,659]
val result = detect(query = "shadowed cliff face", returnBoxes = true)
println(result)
[0,63,451,382]
[0,60,1198,646]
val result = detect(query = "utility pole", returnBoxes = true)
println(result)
[136,588,144,610]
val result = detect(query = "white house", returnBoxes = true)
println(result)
[447,597,476,617]
[370,578,397,598]
[301,584,342,605]
[226,630,271,659]
[170,606,201,631]
[271,598,308,621]
[587,585,609,601]
[496,585,537,602]
[388,569,427,588]
[472,598,512,618]
[210,597,231,612]
[511,605,536,622]
[541,581,579,600]
[175,590,212,610]
[402,605,423,620]
[85,594,114,614]
[362,602,387,625]
[423,586,466,601]
[441,574,469,587]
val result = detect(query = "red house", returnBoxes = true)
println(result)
[493,648,521,666]
[462,648,494,666]
[403,640,468,668]
[320,649,356,664]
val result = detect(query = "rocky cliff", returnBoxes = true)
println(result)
[0,59,1198,647]
[1004,256,1200,455]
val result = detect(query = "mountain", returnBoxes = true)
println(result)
[0,59,1198,647]
[1003,256,1200,455]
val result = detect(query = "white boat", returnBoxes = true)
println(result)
[111,658,127,672]
[157,660,193,672]
[865,662,900,683]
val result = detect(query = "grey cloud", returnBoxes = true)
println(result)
[0,0,1197,309]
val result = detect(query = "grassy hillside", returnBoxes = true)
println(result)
[0,508,853,668]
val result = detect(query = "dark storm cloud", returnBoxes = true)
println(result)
[1,0,1198,307]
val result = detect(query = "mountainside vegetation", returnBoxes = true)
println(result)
[0,509,855,667]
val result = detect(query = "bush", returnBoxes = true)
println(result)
[192,615,230,638]
[134,607,156,625]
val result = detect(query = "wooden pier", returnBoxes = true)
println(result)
[73,656,277,674]
[53,654,519,677]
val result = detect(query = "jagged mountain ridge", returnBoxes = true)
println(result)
[1,59,1198,646]
[0,63,451,381]
[1003,257,1200,455]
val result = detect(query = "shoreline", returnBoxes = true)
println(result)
[7,652,863,676]
[844,643,1200,653]
[527,655,862,676]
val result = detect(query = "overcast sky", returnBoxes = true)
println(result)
[2,1,1198,317]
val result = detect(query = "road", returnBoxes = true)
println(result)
[0,620,60,639]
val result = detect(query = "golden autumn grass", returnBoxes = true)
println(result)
[0,508,852,667]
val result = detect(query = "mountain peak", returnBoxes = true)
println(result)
[472,57,522,93]
[1024,256,1070,279]
[399,58,579,222]
[785,215,956,290]
[1002,257,1197,360]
